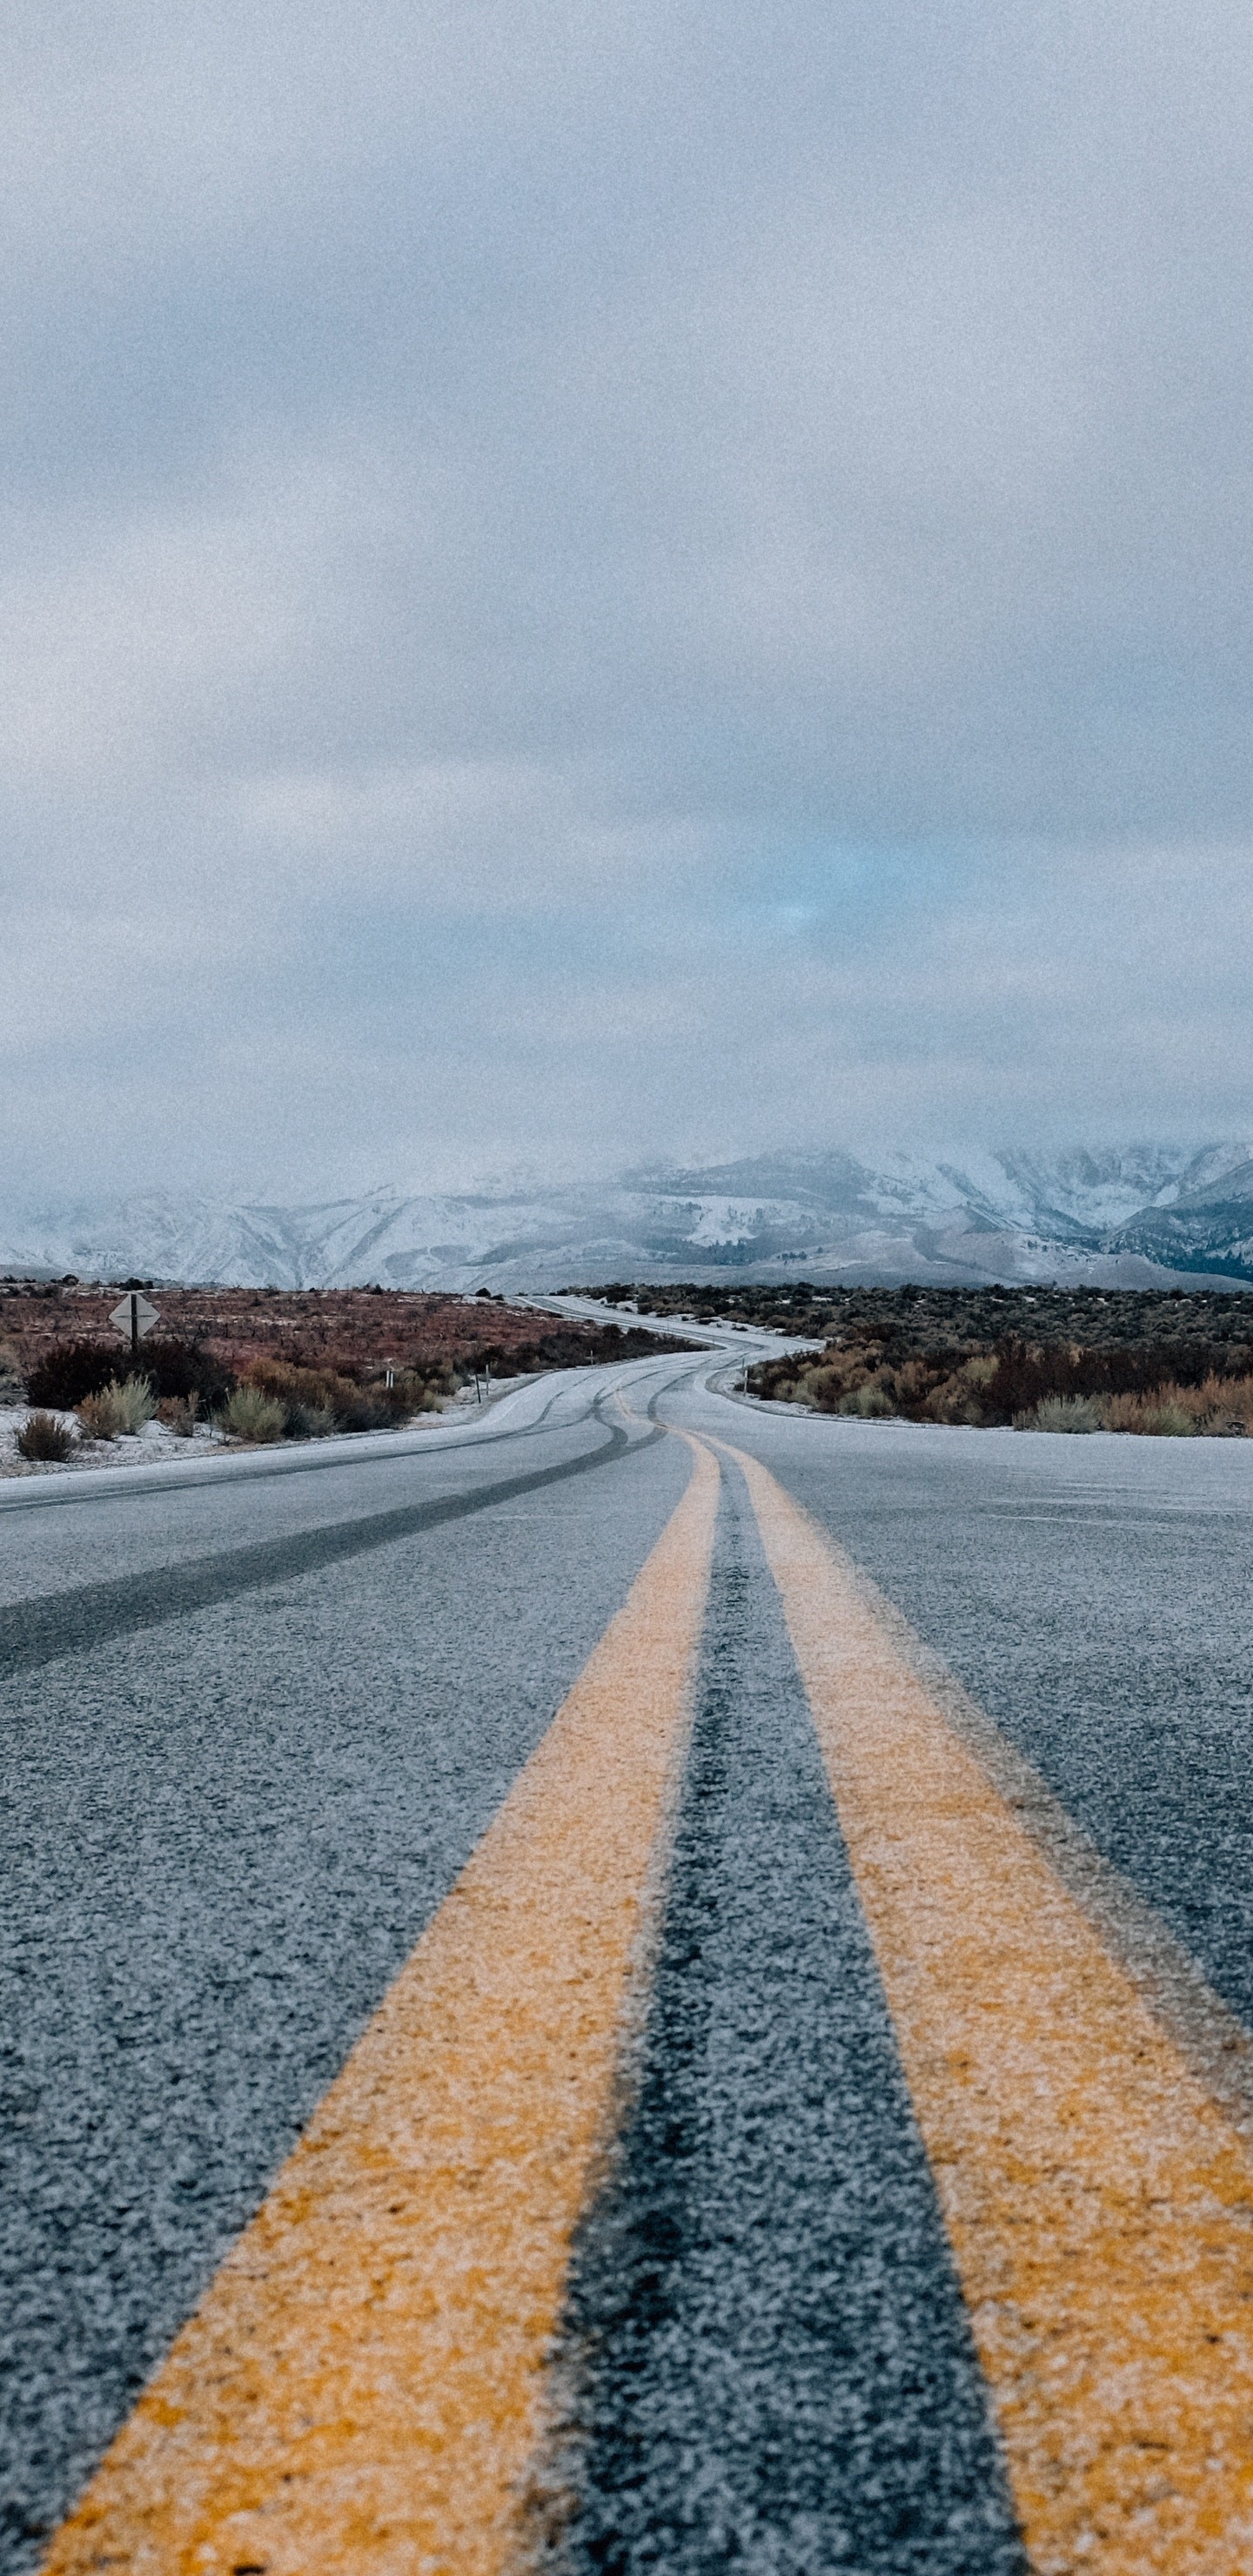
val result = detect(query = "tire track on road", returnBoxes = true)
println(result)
[0,1405,658,1682]
[39,1439,719,2576]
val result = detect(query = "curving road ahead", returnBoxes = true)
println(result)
[5,1342,1253,2573]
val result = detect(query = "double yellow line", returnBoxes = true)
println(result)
[44,1432,1253,2574]
[737,1441,1253,2576]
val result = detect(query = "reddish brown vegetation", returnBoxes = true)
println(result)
[5,1283,689,1408]
[750,1328,1253,1432]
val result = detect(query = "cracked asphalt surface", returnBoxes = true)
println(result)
[5,1349,1253,2571]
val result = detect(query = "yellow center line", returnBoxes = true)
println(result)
[44,1435,720,2576]
[724,1436,1253,2576]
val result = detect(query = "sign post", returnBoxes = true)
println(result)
[109,1291,160,1361]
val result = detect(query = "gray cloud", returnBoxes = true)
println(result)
[3,2,1253,1197]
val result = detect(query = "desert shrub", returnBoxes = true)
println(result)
[30,1339,131,1407]
[142,1339,234,1406]
[1015,1394,1104,1433]
[1199,1374,1253,1432]
[115,1375,156,1432]
[157,1392,199,1438]
[1139,1401,1196,1436]
[922,1374,983,1425]
[331,1388,398,1432]
[219,1384,287,1443]
[961,1353,999,1388]
[1098,1391,1195,1435]
[29,1336,231,1409]
[794,1366,845,1410]
[243,1356,345,1406]
[982,1335,1253,1423]
[789,1351,874,1411]
[747,1354,803,1401]
[838,1380,895,1418]
[239,1355,418,1435]
[16,1410,77,1461]
[752,1330,1253,1432]
[78,1375,156,1439]
[1100,1392,1147,1432]
[78,1385,125,1440]
[283,1401,338,1439]
[242,1357,365,1433]
[392,1368,443,1414]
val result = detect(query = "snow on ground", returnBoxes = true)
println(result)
[0,1408,228,1480]
[0,1373,541,1481]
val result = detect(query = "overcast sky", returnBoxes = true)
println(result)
[3,2,1253,1201]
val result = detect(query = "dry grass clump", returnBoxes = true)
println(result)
[16,1410,77,1461]
[77,1376,157,1440]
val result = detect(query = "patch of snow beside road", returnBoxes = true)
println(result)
[0,1406,226,1480]
[0,1371,543,1485]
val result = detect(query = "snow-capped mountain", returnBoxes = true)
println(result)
[4,1145,1253,1289]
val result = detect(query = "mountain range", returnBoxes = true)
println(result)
[5,1144,1253,1291]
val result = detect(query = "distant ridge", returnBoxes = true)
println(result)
[4,1145,1253,1291]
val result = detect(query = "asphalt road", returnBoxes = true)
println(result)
[5,1342,1253,2573]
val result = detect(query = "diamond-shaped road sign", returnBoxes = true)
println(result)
[109,1291,160,1345]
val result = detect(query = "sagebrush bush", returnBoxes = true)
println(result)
[392,1368,443,1414]
[794,1353,868,1409]
[239,1355,419,1435]
[962,1353,999,1388]
[78,1387,124,1439]
[17,1410,77,1461]
[116,1374,156,1432]
[838,1381,895,1418]
[219,1384,286,1443]
[1138,1401,1196,1436]
[1015,1395,1104,1432]
[78,1376,156,1439]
